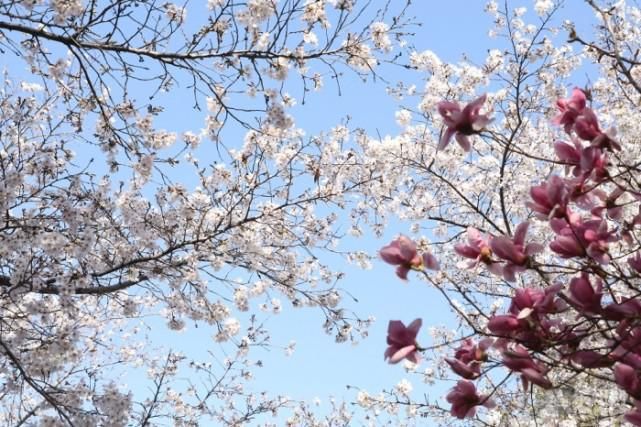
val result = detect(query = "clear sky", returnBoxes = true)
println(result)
[3,1,599,425]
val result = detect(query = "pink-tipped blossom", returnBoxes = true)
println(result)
[380,236,422,280]
[553,88,587,133]
[384,319,422,364]
[490,222,543,282]
[437,94,491,152]
[446,380,494,419]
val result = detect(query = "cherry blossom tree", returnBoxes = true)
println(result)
[0,0,414,425]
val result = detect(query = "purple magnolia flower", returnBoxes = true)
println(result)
[580,146,609,182]
[574,108,600,140]
[571,350,614,369]
[488,285,565,350]
[604,298,641,321]
[437,94,491,152]
[446,380,494,419]
[487,314,522,336]
[508,285,566,318]
[384,319,422,364]
[625,402,641,427]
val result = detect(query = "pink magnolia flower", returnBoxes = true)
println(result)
[445,357,479,380]
[604,298,641,321]
[625,401,641,427]
[549,218,615,264]
[445,338,492,379]
[488,285,565,349]
[379,236,422,280]
[508,284,565,318]
[614,352,641,370]
[566,273,603,316]
[437,94,491,152]
[554,139,583,176]
[623,205,641,244]
[490,222,543,281]
[614,363,641,399]
[501,345,552,389]
[527,176,569,219]
[553,87,587,133]
[580,146,609,182]
[574,108,620,151]
[446,380,494,419]
[453,338,493,364]
[487,314,522,336]
[422,251,440,271]
[611,328,641,371]
[549,233,585,259]
[384,319,422,364]
[571,350,614,369]
[454,227,503,276]
[591,187,625,220]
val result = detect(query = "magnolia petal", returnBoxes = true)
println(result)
[438,128,456,150]
[388,345,417,364]
[455,133,471,152]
